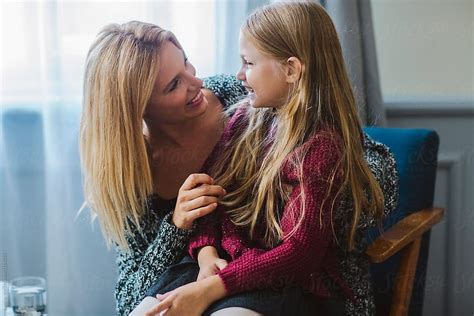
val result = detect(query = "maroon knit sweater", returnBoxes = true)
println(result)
[188,105,352,299]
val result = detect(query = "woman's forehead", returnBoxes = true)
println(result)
[155,41,185,92]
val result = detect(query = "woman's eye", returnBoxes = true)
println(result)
[169,79,180,92]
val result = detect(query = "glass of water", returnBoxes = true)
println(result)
[1,281,9,316]
[9,277,46,316]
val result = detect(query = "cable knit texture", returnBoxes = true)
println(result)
[114,74,246,316]
[188,104,399,315]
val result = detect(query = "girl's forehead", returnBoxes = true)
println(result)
[239,33,259,55]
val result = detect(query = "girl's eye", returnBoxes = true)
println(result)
[241,57,253,66]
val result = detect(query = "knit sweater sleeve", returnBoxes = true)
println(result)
[217,133,344,295]
[115,211,193,316]
[187,211,223,259]
[203,74,247,111]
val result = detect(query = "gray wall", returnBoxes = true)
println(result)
[373,0,473,314]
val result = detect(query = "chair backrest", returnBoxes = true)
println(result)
[363,127,440,316]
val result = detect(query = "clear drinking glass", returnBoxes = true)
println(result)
[9,277,46,316]
[0,281,9,316]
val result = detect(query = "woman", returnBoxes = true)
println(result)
[80,21,252,315]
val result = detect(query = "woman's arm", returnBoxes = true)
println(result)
[115,212,193,316]
[115,174,225,315]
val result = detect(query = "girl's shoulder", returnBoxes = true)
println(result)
[220,102,250,142]
[285,128,344,179]
[303,128,344,158]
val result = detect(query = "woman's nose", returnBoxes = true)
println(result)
[185,72,202,90]
[191,76,203,89]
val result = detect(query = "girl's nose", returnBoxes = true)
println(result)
[236,68,245,81]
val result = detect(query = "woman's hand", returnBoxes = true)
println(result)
[145,275,227,316]
[197,246,228,281]
[173,174,226,230]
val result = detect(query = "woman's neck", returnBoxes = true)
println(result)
[145,91,225,150]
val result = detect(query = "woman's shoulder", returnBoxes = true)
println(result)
[202,74,247,110]
[362,132,399,217]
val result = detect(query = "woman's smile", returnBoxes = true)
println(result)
[186,90,205,108]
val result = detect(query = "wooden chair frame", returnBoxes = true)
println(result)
[366,207,444,316]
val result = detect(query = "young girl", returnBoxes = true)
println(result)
[143,2,397,315]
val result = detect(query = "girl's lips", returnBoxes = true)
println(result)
[186,91,204,107]
[243,85,254,93]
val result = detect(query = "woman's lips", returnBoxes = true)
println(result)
[186,91,204,107]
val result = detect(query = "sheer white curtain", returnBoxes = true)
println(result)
[0,1,251,315]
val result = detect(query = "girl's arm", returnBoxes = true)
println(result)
[187,211,222,259]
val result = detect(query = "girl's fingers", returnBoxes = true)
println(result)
[179,174,214,192]
[187,203,218,221]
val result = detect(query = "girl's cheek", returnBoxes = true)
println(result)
[245,69,252,80]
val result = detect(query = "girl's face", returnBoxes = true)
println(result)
[236,31,290,108]
[145,41,208,124]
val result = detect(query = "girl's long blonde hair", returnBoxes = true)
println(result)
[80,21,179,250]
[210,2,384,249]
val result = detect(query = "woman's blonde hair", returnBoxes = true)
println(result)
[80,21,179,250]
[211,2,384,249]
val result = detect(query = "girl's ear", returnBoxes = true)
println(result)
[285,57,302,83]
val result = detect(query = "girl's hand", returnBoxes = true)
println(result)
[173,174,226,230]
[145,276,227,316]
[197,246,228,281]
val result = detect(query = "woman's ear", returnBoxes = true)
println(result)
[284,57,302,83]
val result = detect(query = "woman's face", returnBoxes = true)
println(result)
[236,31,289,108]
[145,41,208,124]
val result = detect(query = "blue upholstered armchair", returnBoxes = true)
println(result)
[363,128,444,316]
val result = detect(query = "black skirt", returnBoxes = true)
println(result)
[146,256,345,316]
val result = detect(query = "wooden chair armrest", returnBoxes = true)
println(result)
[366,207,444,263]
